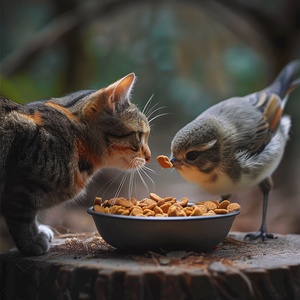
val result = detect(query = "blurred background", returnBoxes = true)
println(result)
[1,0,300,252]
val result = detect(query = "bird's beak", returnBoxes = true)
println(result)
[170,157,181,168]
[170,157,176,164]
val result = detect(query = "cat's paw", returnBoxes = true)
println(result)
[32,225,54,255]
[38,224,54,242]
[22,225,54,256]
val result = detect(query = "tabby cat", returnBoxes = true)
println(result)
[0,73,151,256]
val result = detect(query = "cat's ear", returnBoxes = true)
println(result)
[82,73,136,118]
[105,73,136,111]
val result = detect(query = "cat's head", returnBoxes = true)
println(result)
[57,73,151,171]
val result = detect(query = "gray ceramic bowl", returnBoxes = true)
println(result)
[88,206,239,252]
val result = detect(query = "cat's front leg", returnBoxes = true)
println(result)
[3,201,53,256]
[5,214,53,256]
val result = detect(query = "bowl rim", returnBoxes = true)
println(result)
[87,206,240,221]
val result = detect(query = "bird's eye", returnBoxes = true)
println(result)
[186,151,200,161]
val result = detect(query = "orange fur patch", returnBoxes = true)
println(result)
[109,145,133,153]
[74,170,86,190]
[18,112,43,126]
[75,139,102,170]
[46,102,77,121]
[74,139,103,190]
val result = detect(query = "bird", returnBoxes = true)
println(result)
[169,60,300,240]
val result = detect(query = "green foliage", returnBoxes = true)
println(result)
[223,46,267,95]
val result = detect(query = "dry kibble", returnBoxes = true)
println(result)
[130,198,138,206]
[153,206,164,215]
[179,197,188,207]
[166,198,176,205]
[157,199,165,206]
[129,205,142,212]
[149,193,162,202]
[102,200,110,207]
[130,208,144,216]
[167,206,179,217]
[183,207,193,216]
[195,204,208,215]
[145,203,157,210]
[176,210,187,217]
[218,200,230,209]
[93,194,241,218]
[203,210,216,216]
[140,199,157,206]
[94,197,102,206]
[190,206,203,216]
[109,198,133,208]
[160,202,172,213]
[214,208,229,214]
[157,155,173,168]
[109,206,121,214]
[144,210,155,217]
[94,205,108,213]
[163,197,176,202]
[227,203,241,212]
[204,201,218,210]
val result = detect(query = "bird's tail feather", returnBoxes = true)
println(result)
[267,60,300,98]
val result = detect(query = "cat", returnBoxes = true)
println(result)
[0,73,151,256]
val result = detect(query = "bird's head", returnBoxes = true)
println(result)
[170,118,221,185]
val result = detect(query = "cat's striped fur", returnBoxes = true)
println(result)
[0,73,151,255]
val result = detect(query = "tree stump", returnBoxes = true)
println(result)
[1,232,299,299]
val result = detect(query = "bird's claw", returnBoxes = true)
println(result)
[244,230,277,241]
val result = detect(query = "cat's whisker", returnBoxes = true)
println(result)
[168,168,176,175]
[145,103,165,120]
[144,102,160,118]
[128,169,137,199]
[88,171,123,206]
[135,162,156,194]
[149,112,170,124]
[136,168,150,194]
[113,172,128,202]
[142,94,155,115]
[139,166,155,190]
[142,165,157,174]
[128,170,133,198]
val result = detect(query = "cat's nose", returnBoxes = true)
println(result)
[144,147,151,163]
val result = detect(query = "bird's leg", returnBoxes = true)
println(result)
[218,195,231,202]
[245,177,276,241]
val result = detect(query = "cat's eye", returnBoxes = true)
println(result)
[138,131,143,141]
[109,132,134,139]
[186,151,201,161]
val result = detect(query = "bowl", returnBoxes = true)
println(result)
[87,206,240,252]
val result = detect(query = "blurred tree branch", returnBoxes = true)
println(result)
[0,0,150,77]
[223,0,300,72]
[1,0,299,78]
[190,0,300,72]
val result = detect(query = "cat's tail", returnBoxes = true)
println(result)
[0,96,19,204]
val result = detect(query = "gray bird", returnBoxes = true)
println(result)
[170,60,300,240]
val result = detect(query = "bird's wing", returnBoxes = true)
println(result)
[249,91,283,133]
[241,91,283,155]
[206,91,283,156]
